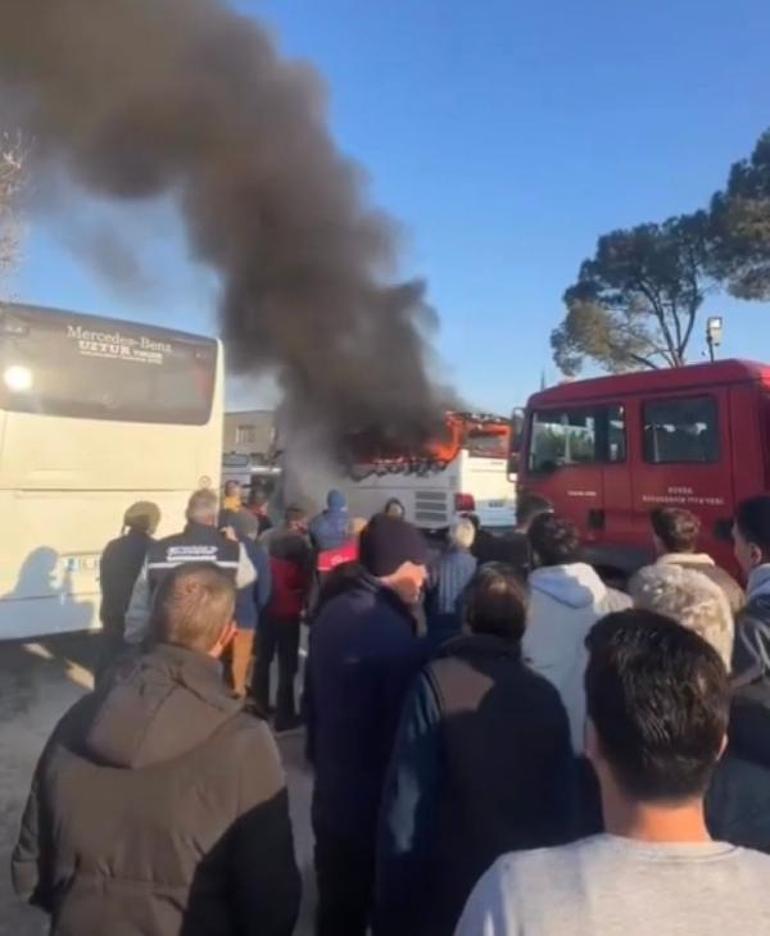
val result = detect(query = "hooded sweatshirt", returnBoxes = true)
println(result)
[309,489,350,551]
[12,644,300,936]
[523,562,631,752]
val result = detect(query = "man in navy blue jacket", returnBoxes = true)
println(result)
[306,514,428,936]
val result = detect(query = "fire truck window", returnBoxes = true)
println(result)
[643,397,719,464]
[530,410,597,472]
[607,405,627,463]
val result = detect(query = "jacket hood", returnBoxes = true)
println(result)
[748,565,770,602]
[84,644,242,769]
[529,562,609,610]
[310,500,350,550]
[326,489,347,511]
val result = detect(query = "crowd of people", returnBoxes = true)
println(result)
[10,486,770,935]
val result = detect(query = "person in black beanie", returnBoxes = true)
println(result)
[306,514,429,936]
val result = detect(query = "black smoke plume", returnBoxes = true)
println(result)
[0,0,445,447]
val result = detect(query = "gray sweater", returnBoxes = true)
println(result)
[456,833,770,935]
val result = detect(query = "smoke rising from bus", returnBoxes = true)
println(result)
[0,0,445,447]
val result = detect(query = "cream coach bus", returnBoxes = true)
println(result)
[0,303,224,640]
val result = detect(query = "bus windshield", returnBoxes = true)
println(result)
[0,304,217,425]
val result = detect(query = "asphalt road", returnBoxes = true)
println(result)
[0,634,316,935]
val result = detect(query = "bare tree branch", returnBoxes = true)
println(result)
[0,130,29,289]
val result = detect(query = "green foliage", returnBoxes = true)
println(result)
[552,213,713,376]
[709,131,770,300]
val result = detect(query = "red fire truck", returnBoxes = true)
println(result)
[515,360,770,578]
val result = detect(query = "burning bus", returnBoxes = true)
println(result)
[333,412,517,531]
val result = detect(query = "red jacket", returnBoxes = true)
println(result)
[269,556,312,619]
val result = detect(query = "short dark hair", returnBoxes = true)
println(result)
[585,609,729,802]
[150,563,235,653]
[528,513,581,566]
[736,495,770,561]
[285,504,307,525]
[517,493,552,529]
[465,563,528,641]
[651,507,701,553]
[224,480,241,496]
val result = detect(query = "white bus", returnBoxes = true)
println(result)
[0,303,224,640]
[335,413,517,531]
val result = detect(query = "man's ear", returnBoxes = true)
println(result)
[210,620,237,659]
[717,733,728,763]
[584,717,601,769]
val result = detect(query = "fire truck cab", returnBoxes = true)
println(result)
[516,360,770,577]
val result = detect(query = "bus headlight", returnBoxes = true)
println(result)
[4,365,33,393]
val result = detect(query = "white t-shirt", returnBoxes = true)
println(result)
[455,834,770,936]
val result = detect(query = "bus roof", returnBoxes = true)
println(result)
[1,301,218,346]
[528,359,770,407]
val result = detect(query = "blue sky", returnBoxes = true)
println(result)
[9,0,770,412]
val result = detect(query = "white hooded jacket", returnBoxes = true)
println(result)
[523,562,631,752]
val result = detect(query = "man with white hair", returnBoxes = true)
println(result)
[125,490,257,690]
[629,562,734,669]
[426,516,478,647]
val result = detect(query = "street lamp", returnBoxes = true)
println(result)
[706,316,723,362]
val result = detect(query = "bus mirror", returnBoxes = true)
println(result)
[507,452,519,478]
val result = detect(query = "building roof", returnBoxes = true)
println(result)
[529,359,770,407]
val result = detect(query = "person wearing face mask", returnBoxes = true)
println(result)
[305,513,428,936]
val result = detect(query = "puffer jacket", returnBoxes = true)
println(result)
[12,644,300,936]
[523,562,631,752]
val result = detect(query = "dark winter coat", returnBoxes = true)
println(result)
[99,529,153,637]
[707,751,770,854]
[12,643,300,936]
[306,567,425,853]
[731,567,770,767]
[706,568,770,854]
[376,633,577,936]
